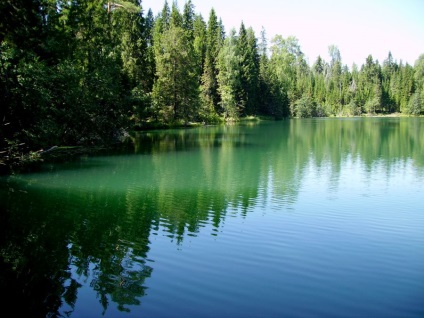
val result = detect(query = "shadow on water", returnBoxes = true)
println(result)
[132,127,258,155]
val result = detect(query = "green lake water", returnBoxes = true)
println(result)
[1,117,424,317]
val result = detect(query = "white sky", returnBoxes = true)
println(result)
[141,0,424,68]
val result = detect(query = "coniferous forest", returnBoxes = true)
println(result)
[1,0,424,172]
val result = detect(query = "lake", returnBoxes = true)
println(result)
[1,117,424,317]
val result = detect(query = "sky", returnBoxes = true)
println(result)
[141,0,424,68]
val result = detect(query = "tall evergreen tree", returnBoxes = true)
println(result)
[257,27,272,115]
[113,2,146,87]
[170,1,182,27]
[192,13,206,84]
[399,62,415,113]
[152,22,199,124]
[413,53,424,114]
[182,0,195,39]
[237,23,260,116]
[313,56,325,75]
[312,56,327,106]
[382,51,398,112]
[257,29,289,118]
[326,45,343,114]
[143,8,156,92]
[160,0,171,29]
[200,8,221,120]
[358,55,383,113]
[216,28,241,120]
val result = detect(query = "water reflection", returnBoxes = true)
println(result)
[0,118,423,317]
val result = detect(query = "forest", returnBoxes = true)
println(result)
[1,0,424,173]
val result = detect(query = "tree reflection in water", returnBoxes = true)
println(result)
[1,118,423,316]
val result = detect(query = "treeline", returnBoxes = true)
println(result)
[1,0,424,170]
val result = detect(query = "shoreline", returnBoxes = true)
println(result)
[1,113,421,176]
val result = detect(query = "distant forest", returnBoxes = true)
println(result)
[1,0,424,170]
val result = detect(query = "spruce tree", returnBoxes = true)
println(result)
[152,21,199,124]
[200,8,221,120]
[217,28,241,120]
[192,14,207,84]
[237,23,260,116]
[182,0,195,39]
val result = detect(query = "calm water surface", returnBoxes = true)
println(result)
[1,118,424,317]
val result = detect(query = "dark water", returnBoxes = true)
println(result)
[1,118,424,317]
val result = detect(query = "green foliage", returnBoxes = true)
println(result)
[216,29,241,120]
[345,99,362,117]
[293,95,324,118]
[109,0,140,13]
[1,0,423,173]
[152,23,199,124]
[200,8,223,119]
[414,54,424,91]
[381,51,398,112]
[398,63,415,113]
[269,35,303,103]
[182,0,195,36]
[357,55,383,114]
[406,92,423,115]
[237,25,260,116]
[170,1,183,27]
[192,14,206,82]
[0,0,140,171]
